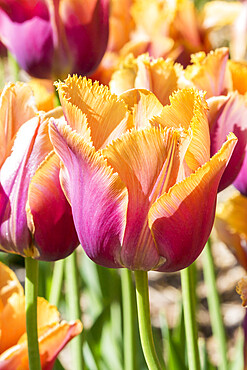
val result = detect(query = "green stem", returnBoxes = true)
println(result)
[121,269,136,370]
[181,264,201,370]
[65,251,83,370]
[134,270,163,370]
[203,240,228,370]
[48,259,64,306]
[25,257,41,370]
[7,51,19,81]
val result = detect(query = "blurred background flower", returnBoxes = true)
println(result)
[0,0,109,79]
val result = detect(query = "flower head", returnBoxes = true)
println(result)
[0,261,82,369]
[49,75,236,272]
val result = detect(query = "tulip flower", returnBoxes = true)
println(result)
[0,0,109,79]
[0,261,82,369]
[0,82,79,260]
[49,75,236,272]
[180,47,247,191]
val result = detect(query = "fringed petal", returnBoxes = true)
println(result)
[148,133,237,272]
[103,126,184,270]
[151,88,210,171]
[49,119,128,268]
[56,75,130,149]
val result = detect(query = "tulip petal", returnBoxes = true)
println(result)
[0,293,26,355]
[151,89,210,171]
[63,0,110,76]
[103,126,187,270]
[0,261,23,304]
[208,92,247,191]
[56,75,131,149]
[236,277,247,307]
[28,78,55,112]
[215,192,247,270]
[0,10,53,78]
[0,82,37,167]
[49,120,128,268]
[110,54,179,106]
[27,151,79,261]
[119,88,163,130]
[234,152,247,196]
[0,114,53,257]
[148,132,237,272]
[228,60,247,95]
[0,320,82,370]
[184,48,231,98]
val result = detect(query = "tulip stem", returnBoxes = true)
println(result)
[121,268,136,370]
[25,257,41,370]
[49,259,64,306]
[7,51,19,82]
[181,264,201,370]
[134,270,163,370]
[203,240,228,370]
[65,251,83,370]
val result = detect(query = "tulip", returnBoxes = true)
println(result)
[49,75,236,272]
[0,82,79,260]
[0,261,82,369]
[0,0,109,79]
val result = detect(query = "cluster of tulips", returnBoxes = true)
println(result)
[1,0,247,369]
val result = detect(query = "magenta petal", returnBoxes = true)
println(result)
[0,118,40,255]
[27,153,79,261]
[208,93,247,191]
[0,10,53,78]
[65,0,109,76]
[49,120,127,268]
[0,115,53,257]
[234,153,247,196]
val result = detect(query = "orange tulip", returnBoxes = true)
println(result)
[0,261,82,369]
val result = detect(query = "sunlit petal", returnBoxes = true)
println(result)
[183,48,231,98]
[119,88,163,130]
[149,133,237,272]
[27,151,79,261]
[49,119,128,268]
[103,126,185,270]
[151,89,210,171]
[56,75,131,149]
[0,82,37,167]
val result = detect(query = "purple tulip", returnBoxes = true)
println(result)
[0,0,109,79]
